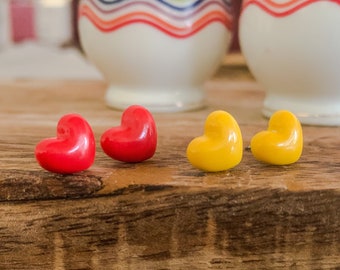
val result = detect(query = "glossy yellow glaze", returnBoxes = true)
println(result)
[186,110,243,172]
[251,110,303,165]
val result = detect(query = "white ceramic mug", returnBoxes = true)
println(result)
[78,0,233,112]
[239,0,340,126]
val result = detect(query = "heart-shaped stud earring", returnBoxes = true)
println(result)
[186,110,243,172]
[100,105,157,163]
[35,114,96,174]
[250,110,303,165]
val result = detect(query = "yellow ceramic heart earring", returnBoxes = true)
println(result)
[186,110,243,172]
[250,110,303,165]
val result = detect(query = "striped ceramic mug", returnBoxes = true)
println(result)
[78,0,233,112]
[240,0,340,126]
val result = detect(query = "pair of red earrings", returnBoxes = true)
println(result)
[35,105,157,174]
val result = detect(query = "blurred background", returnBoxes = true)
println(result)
[1,0,75,47]
[0,0,242,79]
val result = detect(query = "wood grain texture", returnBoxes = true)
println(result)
[0,59,339,269]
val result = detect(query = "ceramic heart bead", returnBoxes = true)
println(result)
[251,110,303,165]
[35,114,96,174]
[101,105,157,163]
[186,110,243,172]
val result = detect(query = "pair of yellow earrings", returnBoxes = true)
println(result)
[186,110,303,172]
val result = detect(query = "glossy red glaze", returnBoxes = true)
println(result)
[35,114,96,174]
[100,105,157,163]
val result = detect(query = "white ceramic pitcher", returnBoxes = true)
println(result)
[240,0,340,125]
[78,0,234,112]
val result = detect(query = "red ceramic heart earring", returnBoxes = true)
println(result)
[35,114,96,174]
[100,105,157,163]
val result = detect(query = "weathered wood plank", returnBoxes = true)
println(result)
[0,60,339,268]
[0,188,339,269]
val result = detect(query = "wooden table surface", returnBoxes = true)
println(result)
[0,55,339,269]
